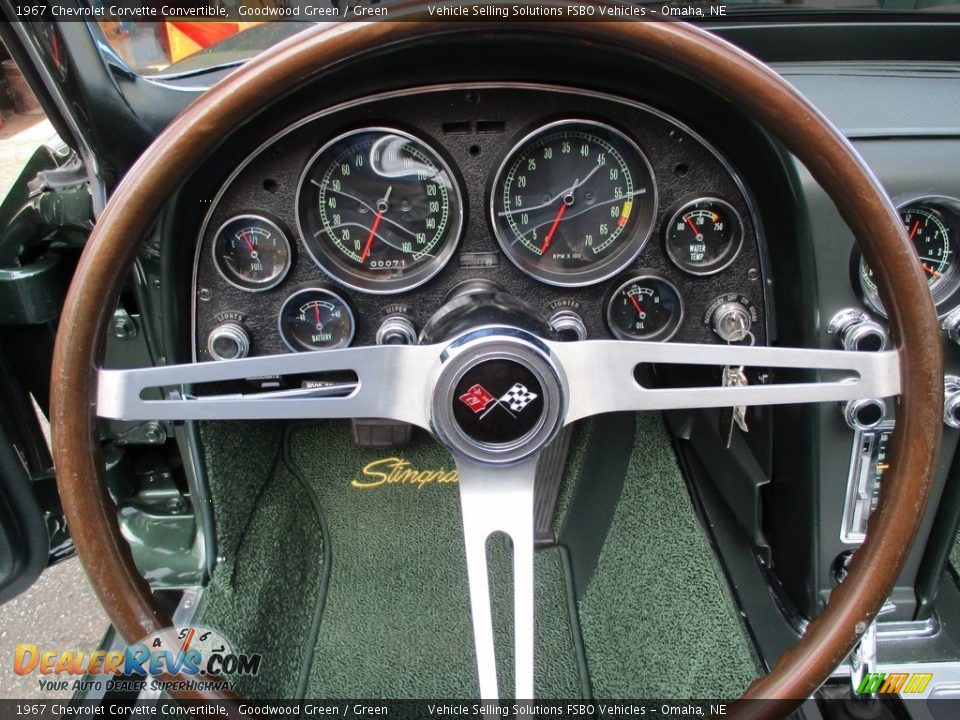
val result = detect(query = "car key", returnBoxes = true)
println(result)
[720,365,749,448]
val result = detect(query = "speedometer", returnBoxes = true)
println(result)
[297,127,463,294]
[490,120,657,286]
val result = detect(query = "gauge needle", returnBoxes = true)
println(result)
[359,186,392,263]
[239,230,256,254]
[685,217,701,238]
[922,263,942,279]
[628,294,644,315]
[359,212,383,263]
[909,219,921,240]
[540,202,569,255]
[313,303,322,328]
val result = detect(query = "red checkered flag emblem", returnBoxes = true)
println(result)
[458,384,496,414]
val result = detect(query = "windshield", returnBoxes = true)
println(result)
[97,0,960,77]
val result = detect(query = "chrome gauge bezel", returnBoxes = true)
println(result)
[663,196,745,276]
[295,126,465,295]
[606,273,685,342]
[489,118,658,288]
[277,287,356,352]
[856,195,960,319]
[212,214,293,292]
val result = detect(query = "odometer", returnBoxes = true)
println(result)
[297,128,463,294]
[491,120,657,286]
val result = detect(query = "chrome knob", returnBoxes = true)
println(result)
[945,376,960,429]
[842,397,886,431]
[549,310,587,342]
[376,315,418,346]
[828,309,887,352]
[207,322,250,361]
[942,308,960,346]
[711,302,752,342]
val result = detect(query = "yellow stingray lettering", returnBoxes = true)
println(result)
[352,457,459,490]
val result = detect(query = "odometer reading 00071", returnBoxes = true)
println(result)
[491,120,657,286]
[297,128,463,294]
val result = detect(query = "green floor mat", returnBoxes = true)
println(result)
[287,422,583,699]
[575,413,759,698]
[196,421,325,699]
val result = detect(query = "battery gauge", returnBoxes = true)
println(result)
[278,288,355,352]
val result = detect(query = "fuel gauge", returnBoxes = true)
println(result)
[278,288,355,352]
[607,275,684,342]
[213,215,292,291]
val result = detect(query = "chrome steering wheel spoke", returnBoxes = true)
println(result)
[548,339,900,421]
[456,457,538,701]
[96,344,439,427]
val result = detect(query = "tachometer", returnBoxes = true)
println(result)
[490,120,657,286]
[297,128,463,294]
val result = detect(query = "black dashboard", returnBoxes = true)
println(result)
[191,84,768,361]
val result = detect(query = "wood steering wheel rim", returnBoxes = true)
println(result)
[50,14,943,714]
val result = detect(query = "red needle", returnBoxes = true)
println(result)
[685,216,701,236]
[313,303,322,326]
[909,219,921,240]
[239,230,256,254]
[540,202,569,255]
[628,294,644,315]
[922,263,942,279]
[359,211,384,264]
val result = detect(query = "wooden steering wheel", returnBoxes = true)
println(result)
[50,13,942,718]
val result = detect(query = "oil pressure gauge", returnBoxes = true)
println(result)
[278,288,355,352]
[607,275,684,342]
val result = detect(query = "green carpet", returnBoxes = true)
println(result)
[574,413,759,698]
[194,414,757,699]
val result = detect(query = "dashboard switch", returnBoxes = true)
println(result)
[828,309,887,352]
[944,376,960,429]
[710,301,752,343]
[207,322,250,361]
[376,314,418,346]
[549,310,587,342]
[842,397,887,431]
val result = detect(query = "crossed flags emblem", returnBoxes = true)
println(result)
[458,382,538,418]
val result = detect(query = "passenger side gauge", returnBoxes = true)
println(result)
[296,127,463,294]
[490,119,657,287]
[212,215,292,291]
[664,198,744,275]
[857,197,960,317]
[606,275,683,342]
[278,288,355,352]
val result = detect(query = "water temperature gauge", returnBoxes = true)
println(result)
[213,215,292,291]
[606,275,684,342]
[664,198,744,275]
[278,288,355,352]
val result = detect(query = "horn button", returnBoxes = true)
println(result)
[431,330,566,465]
[453,359,546,445]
